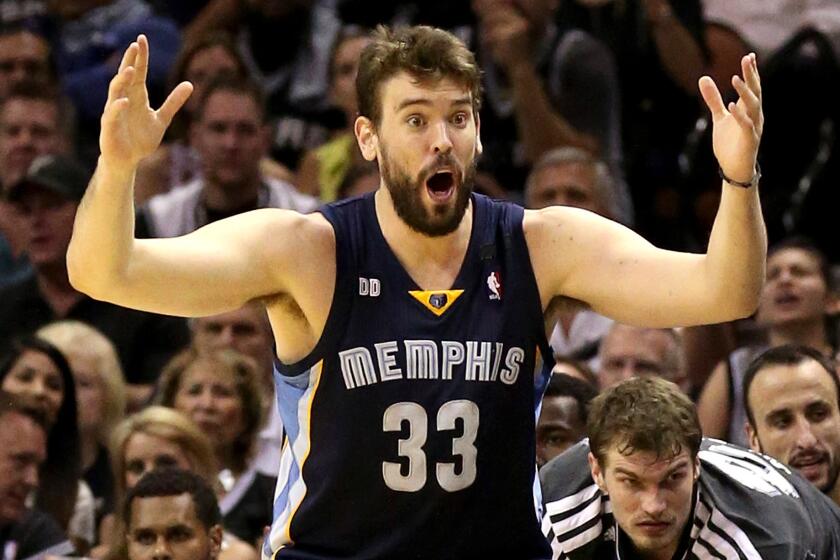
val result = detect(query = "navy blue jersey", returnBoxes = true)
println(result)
[263,193,554,559]
[541,438,840,560]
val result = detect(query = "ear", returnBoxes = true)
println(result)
[587,451,607,494]
[693,455,701,482]
[825,290,840,316]
[354,115,378,162]
[746,421,761,453]
[209,524,223,557]
[474,111,483,156]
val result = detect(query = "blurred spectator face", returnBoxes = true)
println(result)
[0,411,46,526]
[12,186,77,268]
[746,358,840,494]
[127,494,221,560]
[47,0,112,19]
[183,46,242,115]
[598,325,683,390]
[473,0,557,30]
[190,91,266,191]
[247,0,312,18]
[173,362,245,449]
[192,305,274,375]
[68,350,106,436]
[537,395,585,466]
[0,98,64,189]
[0,31,51,98]
[525,161,604,214]
[124,432,194,491]
[1,349,64,426]
[330,35,371,122]
[756,248,830,329]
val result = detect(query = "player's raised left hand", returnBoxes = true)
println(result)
[699,53,763,184]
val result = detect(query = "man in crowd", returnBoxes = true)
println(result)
[541,376,840,559]
[0,154,189,409]
[123,468,223,560]
[536,372,598,467]
[0,392,74,557]
[744,344,840,506]
[597,323,689,392]
[136,76,317,238]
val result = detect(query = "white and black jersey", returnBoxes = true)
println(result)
[540,438,840,560]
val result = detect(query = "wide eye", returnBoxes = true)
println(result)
[406,115,424,128]
[451,112,468,127]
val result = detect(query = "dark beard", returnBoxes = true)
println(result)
[380,149,475,237]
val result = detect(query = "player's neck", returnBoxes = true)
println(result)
[375,188,473,290]
[768,320,829,354]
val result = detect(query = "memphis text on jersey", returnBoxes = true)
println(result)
[338,339,525,390]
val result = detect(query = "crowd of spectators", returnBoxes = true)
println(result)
[0,0,839,557]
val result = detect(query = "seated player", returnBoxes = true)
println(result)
[541,376,840,559]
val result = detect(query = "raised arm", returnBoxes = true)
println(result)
[67,36,326,317]
[528,53,766,327]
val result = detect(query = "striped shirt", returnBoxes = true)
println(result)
[541,438,840,560]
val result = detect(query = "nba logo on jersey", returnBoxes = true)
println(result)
[429,293,448,309]
[487,271,502,300]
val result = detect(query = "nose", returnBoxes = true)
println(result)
[216,326,235,348]
[431,121,453,154]
[793,418,819,449]
[152,538,172,560]
[640,487,667,517]
[196,388,216,410]
[22,463,39,491]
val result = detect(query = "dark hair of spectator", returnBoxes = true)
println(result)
[356,25,482,126]
[191,74,266,125]
[0,80,76,145]
[155,347,264,474]
[166,31,248,139]
[742,344,840,429]
[0,335,81,530]
[544,372,599,427]
[0,24,57,81]
[587,376,702,466]
[122,467,221,529]
[768,236,831,288]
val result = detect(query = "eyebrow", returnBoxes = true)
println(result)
[614,459,690,479]
[396,97,472,112]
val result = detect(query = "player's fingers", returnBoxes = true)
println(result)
[134,34,150,86]
[117,41,137,74]
[157,81,194,126]
[731,75,760,122]
[107,66,135,104]
[698,76,726,120]
[101,96,129,129]
[743,52,762,100]
[728,100,755,132]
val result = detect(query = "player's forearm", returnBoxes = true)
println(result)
[67,158,138,299]
[649,18,706,95]
[703,181,767,319]
[508,63,599,162]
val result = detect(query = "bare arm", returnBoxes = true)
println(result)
[67,36,325,318]
[643,0,706,95]
[696,360,732,439]
[528,54,766,327]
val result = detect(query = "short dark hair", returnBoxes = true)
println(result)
[356,25,482,126]
[742,344,840,428]
[192,74,266,124]
[123,467,221,529]
[588,377,701,466]
[544,373,599,427]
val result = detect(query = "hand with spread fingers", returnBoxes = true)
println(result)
[100,35,193,171]
[699,53,764,185]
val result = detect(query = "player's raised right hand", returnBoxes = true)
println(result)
[100,34,193,171]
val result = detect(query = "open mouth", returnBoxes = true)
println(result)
[425,171,455,201]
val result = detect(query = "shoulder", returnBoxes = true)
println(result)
[541,440,596,503]
[9,508,73,557]
[145,179,203,212]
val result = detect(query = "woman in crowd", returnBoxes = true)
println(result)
[698,237,837,446]
[98,405,257,559]
[156,347,275,547]
[37,320,127,529]
[0,335,94,553]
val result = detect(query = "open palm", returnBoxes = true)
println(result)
[100,35,193,170]
[700,53,763,184]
